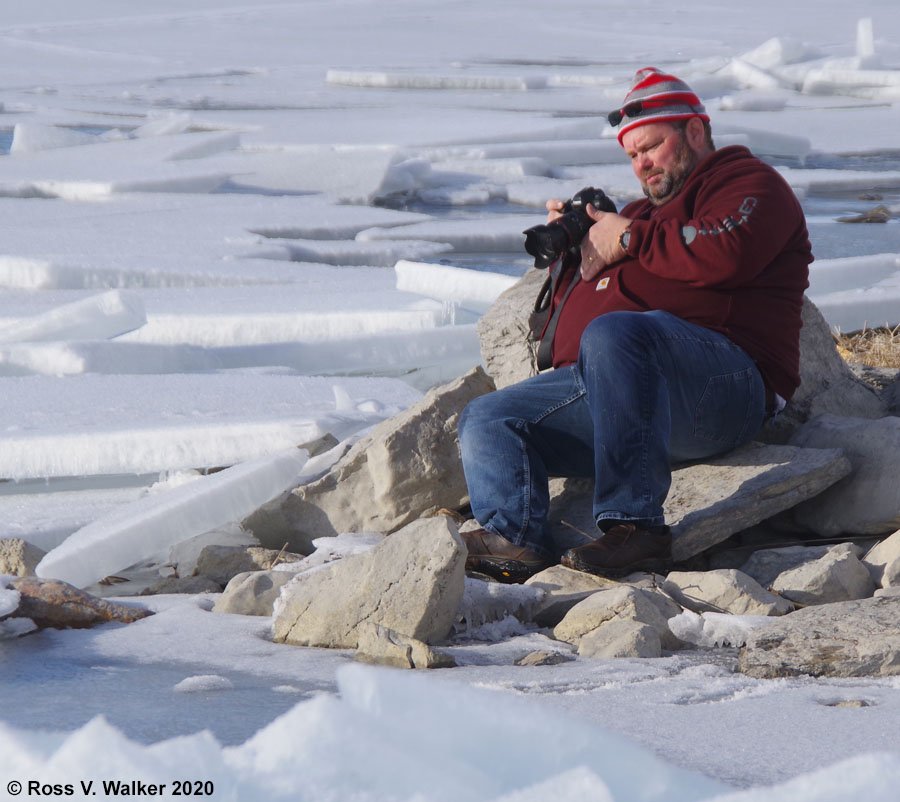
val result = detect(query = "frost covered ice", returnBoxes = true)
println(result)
[5,663,900,801]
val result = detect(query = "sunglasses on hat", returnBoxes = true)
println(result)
[607,101,644,127]
[608,98,705,128]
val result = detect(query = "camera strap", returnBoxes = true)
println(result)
[532,257,581,372]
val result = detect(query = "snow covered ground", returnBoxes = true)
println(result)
[1,1,899,799]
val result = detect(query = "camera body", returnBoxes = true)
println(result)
[523,187,617,270]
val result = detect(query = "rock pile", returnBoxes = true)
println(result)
[5,280,899,681]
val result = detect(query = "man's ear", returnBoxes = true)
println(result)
[685,117,707,152]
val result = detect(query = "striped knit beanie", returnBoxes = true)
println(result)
[610,67,708,145]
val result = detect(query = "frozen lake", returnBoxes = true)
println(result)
[1,1,900,800]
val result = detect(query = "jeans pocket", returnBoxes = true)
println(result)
[693,368,756,446]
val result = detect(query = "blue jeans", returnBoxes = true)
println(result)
[458,310,767,557]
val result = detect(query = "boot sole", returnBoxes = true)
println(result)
[560,553,673,579]
[465,555,549,584]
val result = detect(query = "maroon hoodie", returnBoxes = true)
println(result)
[549,145,812,401]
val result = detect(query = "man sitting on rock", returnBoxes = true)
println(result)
[458,67,812,582]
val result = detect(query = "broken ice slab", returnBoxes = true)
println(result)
[394,261,517,313]
[35,447,316,588]
[0,373,422,480]
[0,290,145,345]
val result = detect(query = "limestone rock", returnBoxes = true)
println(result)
[739,595,900,678]
[194,544,302,587]
[476,268,543,388]
[515,649,575,666]
[578,619,662,659]
[354,622,456,669]
[663,569,793,616]
[546,442,851,561]
[140,576,223,596]
[0,538,46,577]
[863,528,900,588]
[4,577,151,629]
[524,564,618,627]
[770,545,875,606]
[246,367,494,554]
[214,570,296,616]
[273,516,465,648]
[760,297,885,444]
[738,544,837,588]
[552,585,679,650]
[789,414,900,536]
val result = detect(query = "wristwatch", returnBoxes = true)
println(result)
[618,225,632,253]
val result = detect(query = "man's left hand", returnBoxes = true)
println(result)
[580,205,633,281]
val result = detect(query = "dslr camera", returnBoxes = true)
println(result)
[523,186,617,270]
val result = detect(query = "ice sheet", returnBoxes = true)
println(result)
[0,374,421,479]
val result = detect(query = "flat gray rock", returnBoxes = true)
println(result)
[547,442,851,562]
[739,595,900,678]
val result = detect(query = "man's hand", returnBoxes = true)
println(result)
[580,205,633,281]
[545,198,565,223]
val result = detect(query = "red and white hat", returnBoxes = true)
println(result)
[609,67,708,145]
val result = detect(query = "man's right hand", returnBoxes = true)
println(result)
[545,198,565,223]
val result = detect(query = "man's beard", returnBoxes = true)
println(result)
[640,133,699,206]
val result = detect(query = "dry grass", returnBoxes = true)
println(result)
[835,323,900,369]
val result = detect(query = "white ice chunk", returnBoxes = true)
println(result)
[0,132,239,200]
[0,616,36,640]
[0,290,145,345]
[718,93,788,112]
[0,194,430,290]
[0,583,20,617]
[856,18,878,68]
[358,214,529,252]
[809,282,900,332]
[133,113,194,138]
[325,70,547,91]
[808,253,900,297]
[419,138,622,169]
[802,64,900,96]
[456,578,544,633]
[723,58,783,91]
[35,447,311,588]
[668,610,773,648]
[250,237,453,267]
[777,166,900,195]
[740,37,822,70]
[174,675,234,693]
[0,373,421,479]
[395,260,517,313]
[10,124,99,154]
[715,127,810,159]
[218,146,406,203]
[430,157,552,180]
[0,324,481,388]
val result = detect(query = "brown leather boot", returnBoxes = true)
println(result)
[460,528,551,584]
[561,523,672,578]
